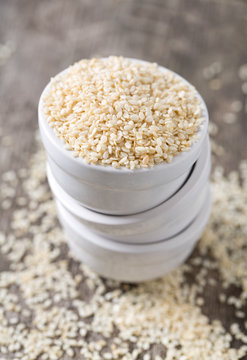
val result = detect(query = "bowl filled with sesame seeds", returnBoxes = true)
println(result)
[39,56,211,281]
[39,56,208,215]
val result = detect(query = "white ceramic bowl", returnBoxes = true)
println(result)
[39,59,209,215]
[47,136,211,243]
[57,191,212,282]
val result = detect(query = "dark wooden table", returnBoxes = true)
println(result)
[0,0,247,358]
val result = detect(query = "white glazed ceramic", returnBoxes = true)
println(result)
[55,184,209,244]
[39,58,209,215]
[46,155,191,215]
[68,237,195,283]
[57,192,212,282]
[47,136,211,243]
[58,188,211,263]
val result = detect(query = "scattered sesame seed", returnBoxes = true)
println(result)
[236,311,245,319]
[219,294,226,303]
[9,317,19,325]
[210,139,225,157]
[223,112,237,124]
[2,170,17,182]
[238,64,247,81]
[0,131,246,359]
[203,61,222,80]
[143,354,151,360]
[208,122,218,136]
[231,100,243,113]
[209,78,222,90]
[1,199,12,210]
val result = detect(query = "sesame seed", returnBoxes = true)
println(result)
[223,112,237,124]
[231,100,243,113]
[43,57,203,169]
[238,64,247,80]
[0,128,247,359]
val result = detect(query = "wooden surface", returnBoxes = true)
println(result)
[0,0,247,357]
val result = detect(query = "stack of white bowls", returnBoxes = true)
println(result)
[39,63,211,282]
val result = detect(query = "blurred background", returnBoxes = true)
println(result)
[0,0,246,179]
[0,1,247,355]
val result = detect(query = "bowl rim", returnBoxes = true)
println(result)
[59,188,212,254]
[56,184,210,244]
[47,136,211,225]
[39,57,209,175]
[67,226,195,266]
[66,234,196,282]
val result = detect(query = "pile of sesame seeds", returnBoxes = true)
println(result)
[43,57,203,169]
[0,133,247,360]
